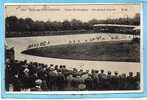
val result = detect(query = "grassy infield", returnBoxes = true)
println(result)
[22,40,140,62]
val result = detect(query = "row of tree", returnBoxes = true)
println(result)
[5,13,140,33]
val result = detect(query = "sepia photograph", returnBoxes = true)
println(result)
[4,4,142,93]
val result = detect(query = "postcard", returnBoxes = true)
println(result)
[4,3,143,95]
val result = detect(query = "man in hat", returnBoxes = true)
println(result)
[47,67,58,90]
[85,74,93,90]
[111,71,119,90]
[21,67,31,90]
[134,72,140,90]
[91,70,99,90]
[56,70,66,90]
[98,69,107,90]
[106,71,113,90]
[31,79,42,91]
[127,72,135,90]
[119,73,127,90]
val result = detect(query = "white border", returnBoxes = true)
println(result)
[4,3,144,94]
[140,2,144,93]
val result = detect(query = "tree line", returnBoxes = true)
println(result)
[5,13,140,37]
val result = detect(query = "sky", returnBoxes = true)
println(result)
[5,4,141,22]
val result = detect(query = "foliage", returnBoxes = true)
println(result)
[5,13,140,37]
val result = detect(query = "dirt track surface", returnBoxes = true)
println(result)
[6,33,140,75]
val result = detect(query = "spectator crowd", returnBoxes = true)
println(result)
[5,59,140,91]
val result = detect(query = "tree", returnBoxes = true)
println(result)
[88,19,99,25]
[62,20,71,30]
[70,19,83,30]
[133,13,140,25]
[24,18,34,31]
[5,16,18,32]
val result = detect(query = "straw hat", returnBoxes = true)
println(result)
[35,79,42,85]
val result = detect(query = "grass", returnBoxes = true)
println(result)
[22,40,140,62]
